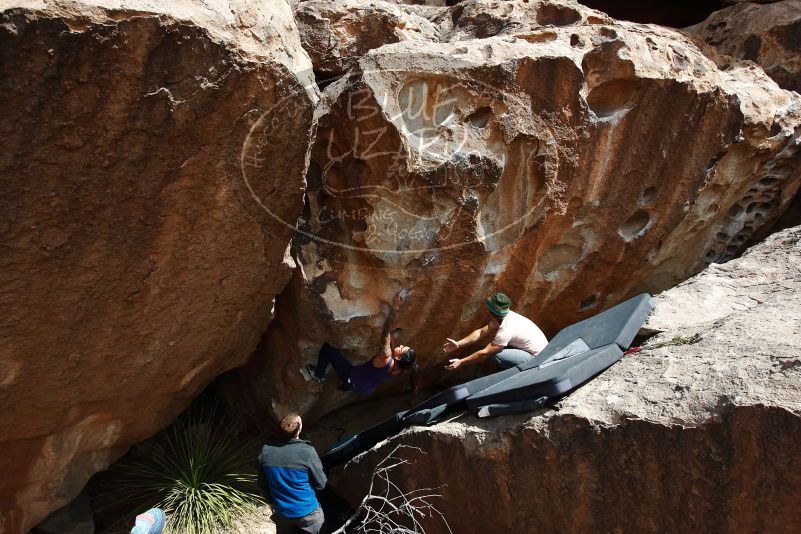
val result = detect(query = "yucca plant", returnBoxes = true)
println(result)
[102,406,265,534]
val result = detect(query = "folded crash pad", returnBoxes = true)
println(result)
[466,344,623,410]
[401,366,521,424]
[517,293,653,371]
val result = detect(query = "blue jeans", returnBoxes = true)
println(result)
[493,348,535,370]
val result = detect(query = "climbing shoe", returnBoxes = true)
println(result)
[306,364,324,383]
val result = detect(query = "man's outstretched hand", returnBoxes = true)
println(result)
[442,338,459,353]
[445,358,461,370]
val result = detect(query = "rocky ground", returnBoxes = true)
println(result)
[330,225,801,533]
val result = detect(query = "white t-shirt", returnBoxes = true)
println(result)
[491,310,548,355]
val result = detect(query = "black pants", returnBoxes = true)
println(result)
[314,343,354,388]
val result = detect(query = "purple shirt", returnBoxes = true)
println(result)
[349,358,395,395]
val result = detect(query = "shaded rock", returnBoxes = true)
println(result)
[294,0,440,79]
[0,0,315,531]
[687,0,801,93]
[32,491,93,534]
[228,2,801,424]
[331,225,801,533]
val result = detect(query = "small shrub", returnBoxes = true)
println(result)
[102,407,264,534]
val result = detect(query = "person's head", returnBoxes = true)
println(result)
[392,345,417,370]
[280,413,302,440]
[131,508,166,534]
[486,292,511,321]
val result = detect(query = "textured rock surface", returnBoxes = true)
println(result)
[0,1,315,531]
[330,225,801,534]
[294,0,439,79]
[228,0,801,424]
[687,0,801,93]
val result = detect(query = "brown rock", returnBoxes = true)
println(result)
[443,0,612,41]
[227,3,801,424]
[687,0,801,93]
[294,0,440,79]
[0,0,315,531]
[330,225,801,534]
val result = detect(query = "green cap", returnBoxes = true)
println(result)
[486,293,511,317]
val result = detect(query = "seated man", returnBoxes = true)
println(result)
[443,292,547,371]
[306,293,417,395]
[258,413,327,534]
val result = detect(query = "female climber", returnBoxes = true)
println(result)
[306,293,417,395]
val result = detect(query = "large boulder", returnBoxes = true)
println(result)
[226,0,801,424]
[329,225,801,533]
[686,0,801,94]
[0,0,315,531]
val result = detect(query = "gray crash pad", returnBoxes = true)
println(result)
[517,293,653,371]
[466,344,623,410]
[322,410,407,470]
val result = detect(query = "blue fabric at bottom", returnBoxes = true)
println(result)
[131,508,165,534]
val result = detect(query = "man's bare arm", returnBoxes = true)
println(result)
[445,342,504,370]
[443,324,493,353]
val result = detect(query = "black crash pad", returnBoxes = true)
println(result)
[517,293,653,371]
[321,410,407,470]
[402,366,520,423]
[465,343,623,410]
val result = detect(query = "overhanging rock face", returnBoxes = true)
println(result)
[229,0,801,423]
[331,225,801,533]
[0,1,315,531]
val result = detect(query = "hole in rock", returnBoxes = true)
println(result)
[640,186,658,205]
[518,31,559,44]
[758,177,779,188]
[537,4,582,26]
[727,204,744,219]
[570,34,582,47]
[587,79,637,118]
[468,153,481,165]
[619,209,650,241]
[600,27,617,39]
[580,295,598,311]
[468,106,493,128]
